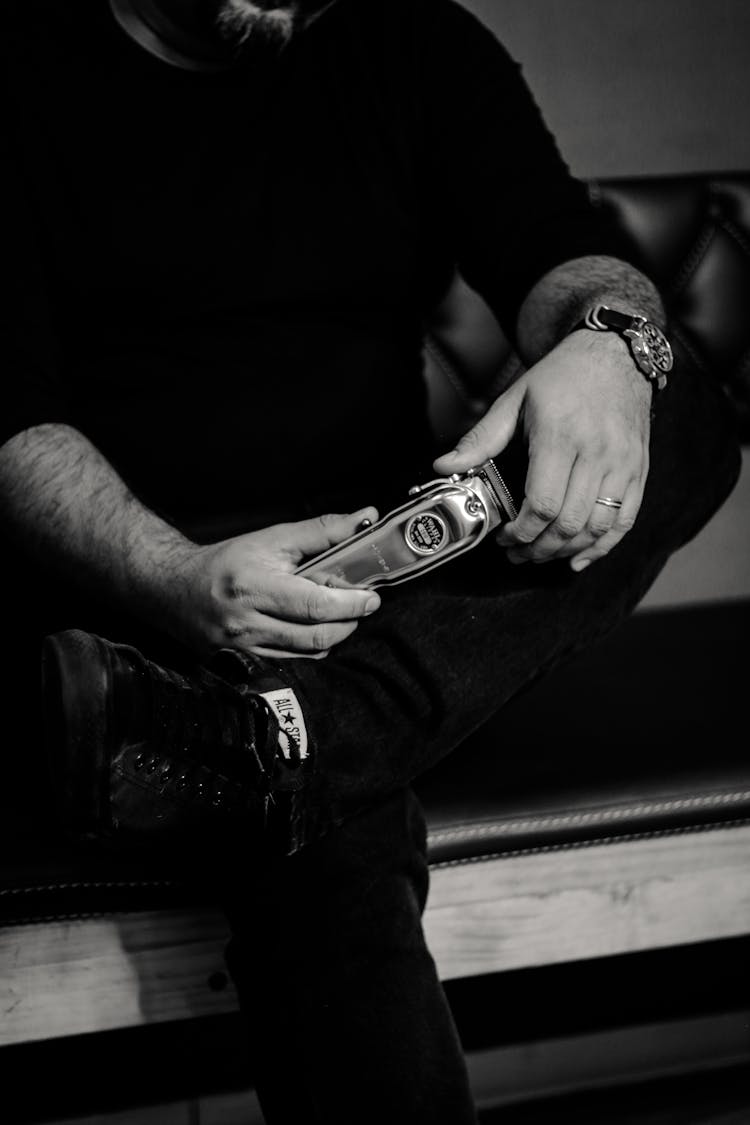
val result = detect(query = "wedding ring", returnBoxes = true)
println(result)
[595,496,623,509]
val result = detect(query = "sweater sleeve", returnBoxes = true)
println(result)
[418,1,632,335]
[0,118,71,451]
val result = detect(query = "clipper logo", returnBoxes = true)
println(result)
[368,542,392,574]
[405,513,447,555]
[259,688,309,761]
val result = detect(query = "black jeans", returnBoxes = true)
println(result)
[223,788,477,1123]
[215,358,740,1123]
[4,356,740,1123]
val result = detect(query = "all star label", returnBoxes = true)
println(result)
[405,512,447,555]
[259,687,309,761]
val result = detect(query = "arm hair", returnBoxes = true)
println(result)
[516,255,665,366]
[0,423,195,620]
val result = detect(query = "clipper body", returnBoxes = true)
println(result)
[296,459,517,590]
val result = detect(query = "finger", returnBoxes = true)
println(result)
[269,507,380,562]
[251,647,330,661]
[432,383,524,475]
[536,468,633,560]
[226,614,360,655]
[503,455,599,563]
[498,438,575,552]
[570,477,643,571]
[233,571,381,623]
[587,473,631,539]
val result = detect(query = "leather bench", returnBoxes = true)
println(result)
[2,171,749,1118]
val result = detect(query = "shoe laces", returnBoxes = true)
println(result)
[137,657,279,791]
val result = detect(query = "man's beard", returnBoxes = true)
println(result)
[213,0,330,50]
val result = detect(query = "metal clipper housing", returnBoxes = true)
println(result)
[295,458,517,590]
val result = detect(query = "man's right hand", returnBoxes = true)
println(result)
[166,509,382,659]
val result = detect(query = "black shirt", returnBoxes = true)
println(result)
[2,0,624,535]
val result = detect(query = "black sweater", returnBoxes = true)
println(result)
[2,0,624,536]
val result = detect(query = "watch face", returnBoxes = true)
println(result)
[636,323,674,375]
[584,306,673,390]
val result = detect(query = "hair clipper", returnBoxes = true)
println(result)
[296,458,517,590]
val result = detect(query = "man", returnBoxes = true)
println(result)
[0,1,740,1120]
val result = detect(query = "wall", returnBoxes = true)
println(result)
[461,0,750,179]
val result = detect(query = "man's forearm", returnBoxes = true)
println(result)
[0,423,195,619]
[515,254,665,366]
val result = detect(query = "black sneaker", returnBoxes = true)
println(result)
[41,630,313,853]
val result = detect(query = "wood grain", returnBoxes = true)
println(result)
[0,909,236,1045]
[424,824,750,979]
[2,824,749,1047]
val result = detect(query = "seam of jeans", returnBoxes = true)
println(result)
[428,815,750,870]
[426,788,750,846]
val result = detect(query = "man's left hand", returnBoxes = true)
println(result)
[432,330,652,571]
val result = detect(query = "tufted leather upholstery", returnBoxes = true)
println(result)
[596,174,750,433]
[0,172,748,927]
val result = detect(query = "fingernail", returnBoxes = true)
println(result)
[365,596,380,615]
[572,558,592,572]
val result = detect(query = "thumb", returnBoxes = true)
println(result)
[433,384,524,476]
[274,507,380,562]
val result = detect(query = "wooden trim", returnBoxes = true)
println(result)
[2,824,750,1047]
[424,823,750,979]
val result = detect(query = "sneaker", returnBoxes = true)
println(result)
[41,629,313,853]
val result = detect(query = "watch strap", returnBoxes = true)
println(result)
[584,305,645,334]
[573,304,671,392]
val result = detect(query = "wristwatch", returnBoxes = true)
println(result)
[576,304,674,392]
